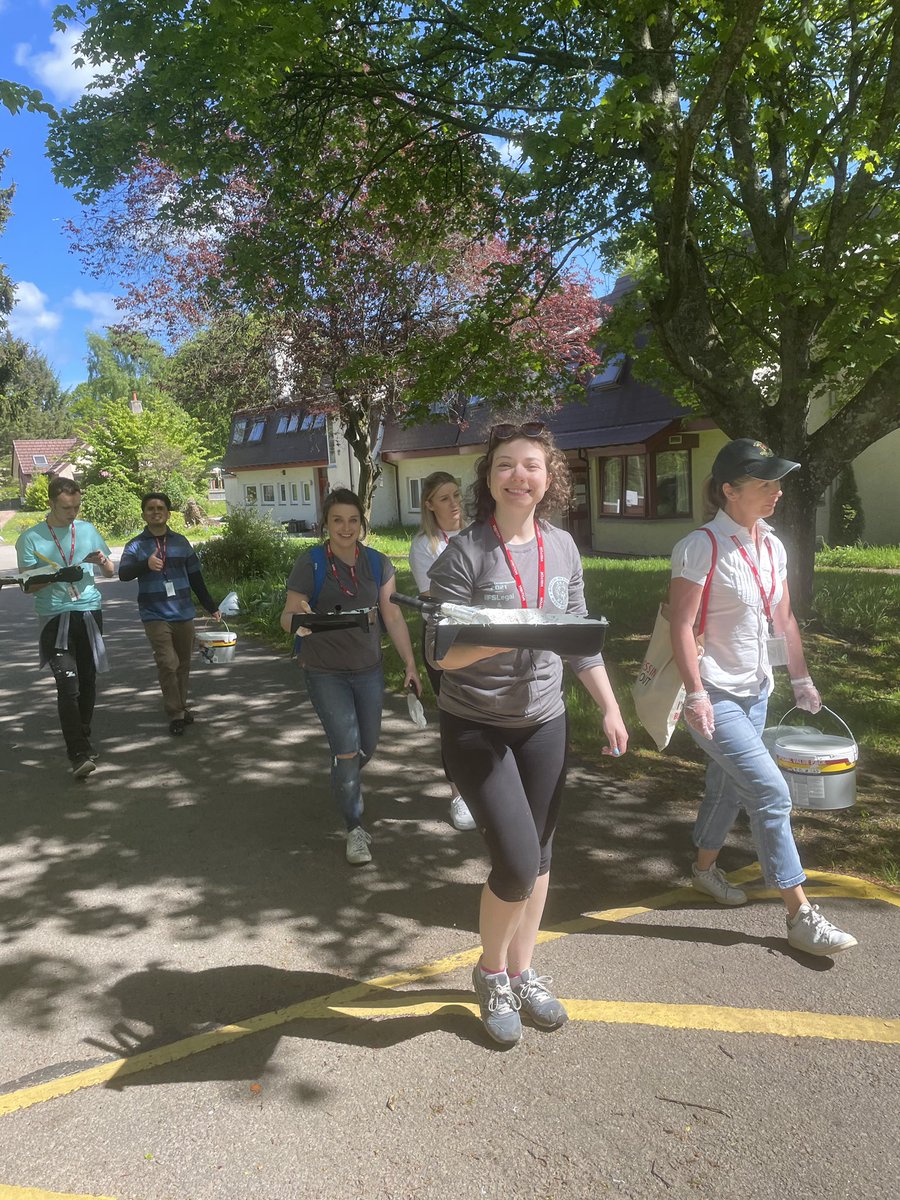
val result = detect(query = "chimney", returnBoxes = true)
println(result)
[129,390,143,415]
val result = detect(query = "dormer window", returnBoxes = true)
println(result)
[32,455,49,467]
[590,354,625,389]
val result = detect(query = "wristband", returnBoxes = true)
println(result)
[685,690,708,701]
[790,676,813,687]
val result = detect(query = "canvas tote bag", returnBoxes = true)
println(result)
[632,528,717,751]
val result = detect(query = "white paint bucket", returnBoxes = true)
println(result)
[196,621,238,666]
[765,706,858,811]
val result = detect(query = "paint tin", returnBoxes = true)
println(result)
[765,706,858,811]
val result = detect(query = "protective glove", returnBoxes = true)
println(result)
[684,690,715,740]
[791,676,822,713]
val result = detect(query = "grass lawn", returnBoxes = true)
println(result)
[1,510,224,546]
[206,527,900,890]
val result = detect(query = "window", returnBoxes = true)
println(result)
[261,484,275,503]
[232,418,247,444]
[210,475,224,492]
[300,413,314,431]
[311,413,325,429]
[597,449,691,519]
[244,484,258,504]
[277,411,300,433]
[654,450,691,517]
[279,483,287,503]
[302,482,311,504]
[326,420,338,467]
[408,477,423,512]
[32,454,49,467]
[247,418,266,443]
[291,483,299,505]
[590,353,625,389]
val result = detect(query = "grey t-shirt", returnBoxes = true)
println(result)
[287,544,394,672]
[426,521,604,727]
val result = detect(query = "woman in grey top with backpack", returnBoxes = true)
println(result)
[427,422,628,1046]
[280,488,421,866]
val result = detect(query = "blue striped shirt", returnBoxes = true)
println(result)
[119,528,217,623]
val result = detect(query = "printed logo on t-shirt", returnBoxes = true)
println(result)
[480,581,516,608]
[548,575,569,611]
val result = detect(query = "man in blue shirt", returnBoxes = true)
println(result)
[16,476,115,778]
[119,493,220,735]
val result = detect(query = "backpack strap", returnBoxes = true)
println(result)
[308,544,327,608]
[696,527,718,635]
[364,545,384,592]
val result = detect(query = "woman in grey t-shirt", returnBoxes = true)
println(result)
[427,423,628,1046]
[280,489,421,866]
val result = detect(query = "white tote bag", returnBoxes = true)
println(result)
[632,529,717,751]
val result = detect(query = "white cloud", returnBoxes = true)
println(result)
[14,27,103,106]
[68,288,121,329]
[9,281,62,338]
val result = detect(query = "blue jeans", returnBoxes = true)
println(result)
[688,685,806,890]
[303,666,384,830]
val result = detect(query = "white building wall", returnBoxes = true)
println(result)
[224,467,322,528]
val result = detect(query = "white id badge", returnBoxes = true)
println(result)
[766,633,789,667]
[164,580,176,597]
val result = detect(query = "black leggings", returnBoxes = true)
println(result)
[440,710,568,902]
[39,611,102,761]
[421,621,453,787]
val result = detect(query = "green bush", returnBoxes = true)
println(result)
[80,481,144,540]
[828,466,865,546]
[24,473,50,512]
[197,506,299,581]
[166,510,188,534]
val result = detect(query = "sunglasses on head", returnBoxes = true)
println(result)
[488,421,546,451]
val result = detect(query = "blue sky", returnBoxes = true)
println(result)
[1,0,120,390]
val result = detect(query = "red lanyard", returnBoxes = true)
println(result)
[47,521,76,566]
[325,541,359,597]
[731,535,776,623]
[489,516,545,609]
[154,535,167,571]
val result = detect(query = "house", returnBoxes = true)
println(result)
[220,406,331,530]
[11,438,80,501]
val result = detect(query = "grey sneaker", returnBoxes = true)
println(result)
[787,904,858,956]
[345,827,372,865]
[449,794,476,831]
[71,756,96,780]
[471,965,522,1046]
[692,863,748,906]
[511,968,568,1030]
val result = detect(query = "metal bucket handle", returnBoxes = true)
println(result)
[197,616,230,634]
[769,704,856,746]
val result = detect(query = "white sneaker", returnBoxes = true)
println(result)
[345,827,372,865]
[787,904,858,956]
[449,794,476,831]
[691,863,748,906]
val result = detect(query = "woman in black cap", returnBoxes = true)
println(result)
[668,439,857,957]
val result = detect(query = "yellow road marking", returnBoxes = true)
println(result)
[0,1188,115,1200]
[0,867,895,1122]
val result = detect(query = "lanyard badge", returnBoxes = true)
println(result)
[731,535,788,667]
[47,521,80,599]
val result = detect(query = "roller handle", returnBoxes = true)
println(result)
[390,592,440,615]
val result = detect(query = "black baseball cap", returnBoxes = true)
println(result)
[711,438,801,485]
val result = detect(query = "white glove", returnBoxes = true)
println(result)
[684,690,715,740]
[791,676,822,713]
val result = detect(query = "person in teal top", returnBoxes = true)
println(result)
[16,476,115,778]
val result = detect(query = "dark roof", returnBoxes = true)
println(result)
[221,408,328,470]
[381,359,691,458]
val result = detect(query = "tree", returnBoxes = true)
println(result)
[73,331,209,500]
[67,158,602,517]
[48,1,900,607]
[0,152,17,397]
[0,334,74,459]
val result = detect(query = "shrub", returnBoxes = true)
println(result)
[828,466,865,546]
[24,473,50,511]
[197,506,298,581]
[80,481,144,540]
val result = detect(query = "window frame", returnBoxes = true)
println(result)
[261,483,275,504]
[407,477,423,513]
[244,484,258,504]
[595,447,693,521]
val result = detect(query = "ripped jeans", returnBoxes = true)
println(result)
[303,666,384,830]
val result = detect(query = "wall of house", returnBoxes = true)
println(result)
[817,427,900,545]
[224,467,322,529]
[393,454,481,528]
[588,430,727,557]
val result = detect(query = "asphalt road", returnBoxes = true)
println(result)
[0,553,898,1200]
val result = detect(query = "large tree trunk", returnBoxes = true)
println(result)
[341,400,382,523]
[772,484,819,619]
